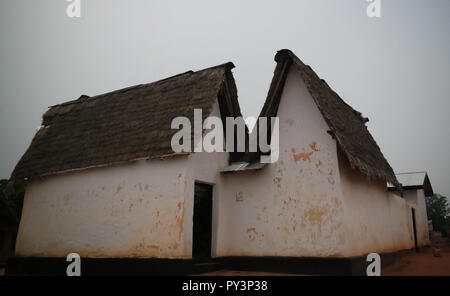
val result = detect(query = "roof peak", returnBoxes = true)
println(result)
[12,60,239,179]
[48,62,234,110]
[260,49,400,188]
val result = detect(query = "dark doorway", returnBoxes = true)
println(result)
[192,183,213,262]
[411,208,419,252]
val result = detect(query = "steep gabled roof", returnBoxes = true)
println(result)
[12,63,241,179]
[388,172,434,196]
[260,49,400,188]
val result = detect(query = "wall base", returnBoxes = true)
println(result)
[5,250,413,276]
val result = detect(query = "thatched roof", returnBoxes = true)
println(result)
[260,49,400,188]
[12,51,399,189]
[12,63,241,179]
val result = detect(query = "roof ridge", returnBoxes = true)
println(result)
[277,49,366,118]
[261,49,400,188]
[48,62,234,109]
[12,60,240,179]
[49,84,143,108]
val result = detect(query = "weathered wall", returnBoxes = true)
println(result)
[15,100,228,259]
[185,101,229,258]
[215,67,347,257]
[403,189,430,246]
[16,156,191,258]
[15,68,423,260]
[338,150,416,256]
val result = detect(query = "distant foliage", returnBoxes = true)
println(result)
[0,179,26,222]
[426,194,450,237]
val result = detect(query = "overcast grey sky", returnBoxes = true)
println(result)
[1,0,449,197]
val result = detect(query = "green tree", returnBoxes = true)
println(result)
[0,179,26,224]
[426,194,450,237]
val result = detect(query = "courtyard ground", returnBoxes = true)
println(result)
[1,238,449,276]
[197,238,450,276]
[381,238,450,276]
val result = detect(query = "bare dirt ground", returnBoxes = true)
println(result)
[382,239,450,276]
[194,270,303,276]
[1,239,448,276]
[199,239,450,276]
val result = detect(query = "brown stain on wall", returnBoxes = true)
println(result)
[309,142,320,152]
[273,177,282,188]
[246,228,259,241]
[327,168,335,185]
[175,201,185,242]
[291,142,320,164]
[315,160,323,168]
[291,148,313,163]
[168,242,180,250]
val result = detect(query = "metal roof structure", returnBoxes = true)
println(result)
[222,161,266,173]
[388,172,434,196]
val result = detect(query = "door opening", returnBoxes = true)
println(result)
[192,182,213,262]
[411,208,419,252]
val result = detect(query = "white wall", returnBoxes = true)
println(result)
[16,68,425,260]
[338,150,416,256]
[184,101,229,258]
[16,100,230,259]
[215,67,347,257]
[403,189,430,246]
[16,156,192,258]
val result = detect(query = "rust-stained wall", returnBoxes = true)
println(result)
[15,68,423,260]
[338,150,416,256]
[215,67,347,257]
[16,156,191,258]
[15,101,228,259]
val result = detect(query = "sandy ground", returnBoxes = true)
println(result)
[199,240,450,276]
[194,270,303,276]
[382,240,450,276]
[1,240,448,276]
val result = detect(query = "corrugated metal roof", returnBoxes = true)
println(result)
[222,161,266,173]
[388,172,434,196]
[395,172,427,187]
